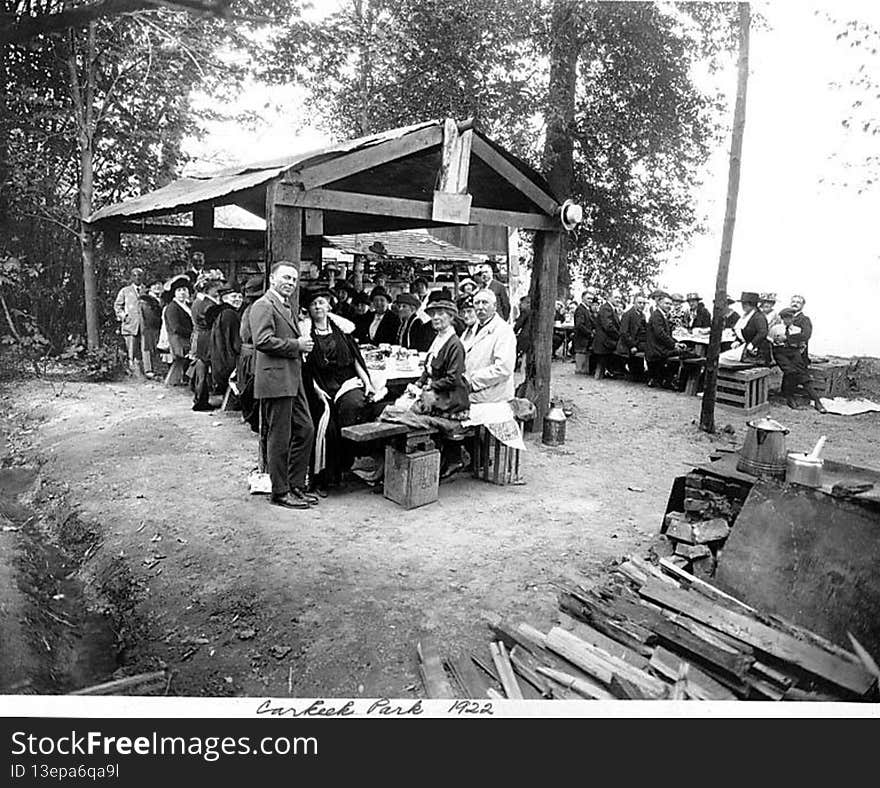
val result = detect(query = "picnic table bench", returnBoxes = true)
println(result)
[341,418,523,509]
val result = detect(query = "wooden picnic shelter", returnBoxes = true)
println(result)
[88,117,573,419]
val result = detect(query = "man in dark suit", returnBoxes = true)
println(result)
[395,293,435,351]
[249,261,318,510]
[646,293,686,387]
[475,263,511,321]
[789,294,812,364]
[592,291,622,379]
[572,290,594,375]
[190,274,223,411]
[616,293,648,381]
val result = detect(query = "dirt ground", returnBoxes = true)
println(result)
[2,358,879,698]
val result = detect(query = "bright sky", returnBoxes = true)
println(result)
[662,0,880,356]
[185,0,880,357]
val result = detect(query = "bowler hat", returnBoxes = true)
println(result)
[740,291,760,304]
[369,286,390,302]
[353,291,371,306]
[424,299,458,316]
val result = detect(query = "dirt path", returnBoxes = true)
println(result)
[3,360,878,697]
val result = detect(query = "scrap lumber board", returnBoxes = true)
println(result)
[637,578,875,696]
[610,675,655,700]
[490,641,524,699]
[546,627,667,698]
[659,558,759,615]
[471,652,542,700]
[488,618,612,691]
[661,611,755,657]
[535,666,615,700]
[509,646,556,698]
[558,613,651,670]
[559,592,655,654]
[650,646,737,701]
[417,639,456,699]
[445,656,493,699]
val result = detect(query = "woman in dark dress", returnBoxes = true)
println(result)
[162,276,193,387]
[351,291,374,345]
[236,275,264,431]
[302,288,379,496]
[207,287,243,398]
[409,298,470,477]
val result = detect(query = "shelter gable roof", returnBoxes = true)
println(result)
[87,119,559,229]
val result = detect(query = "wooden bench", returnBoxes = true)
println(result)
[341,419,524,506]
[680,357,706,396]
[715,367,771,416]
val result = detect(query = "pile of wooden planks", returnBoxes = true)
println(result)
[419,556,879,701]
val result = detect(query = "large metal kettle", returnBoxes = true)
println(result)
[737,417,790,478]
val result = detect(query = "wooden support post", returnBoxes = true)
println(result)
[523,230,563,425]
[193,204,214,236]
[102,229,121,255]
[304,208,324,236]
[265,179,303,303]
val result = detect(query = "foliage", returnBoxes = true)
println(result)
[267,0,740,297]
[818,9,880,193]
[1,2,285,355]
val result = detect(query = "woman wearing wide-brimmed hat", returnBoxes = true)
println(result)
[301,287,380,496]
[162,275,194,387]
[719,291,771,367]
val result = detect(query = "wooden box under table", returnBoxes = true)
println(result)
[472,425,522,486]
[384,444,440,509]
[810,361,850,398]
[715,367,771,416]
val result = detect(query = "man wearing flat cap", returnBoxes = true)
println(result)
[770,306,826,413]
[686,292,711,331]
[395,292,435,352]
[249,261,317,510]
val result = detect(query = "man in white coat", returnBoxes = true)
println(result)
[462,289,516,404]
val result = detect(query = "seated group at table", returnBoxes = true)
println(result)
[568,288,825,412]
[248,262,519,509]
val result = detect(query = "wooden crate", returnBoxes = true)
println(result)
[810,361,850,398]
[383,445,440,509]
[715,367,771,416]
[472,426,522,485]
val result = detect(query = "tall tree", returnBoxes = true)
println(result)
[700,2,751,434]
[2,3,283,349]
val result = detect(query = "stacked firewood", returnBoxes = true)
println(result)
[418,556,879,701]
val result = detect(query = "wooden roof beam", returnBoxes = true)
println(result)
[290,124,444,190]
[471,135,559,216]
[275,185,559,232]
[95,220,263,243]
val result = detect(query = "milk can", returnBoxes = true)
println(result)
[542,402,567,446]
[737,417,789,478]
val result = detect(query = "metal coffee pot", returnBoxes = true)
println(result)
[737,417,789,478]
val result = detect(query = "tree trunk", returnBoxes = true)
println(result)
[700,3,751,434]
[523,0,582,424]
[68,24,100,350]
[355,0,372,136]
